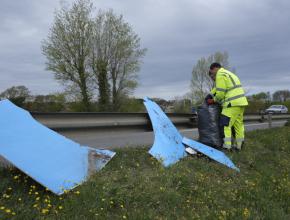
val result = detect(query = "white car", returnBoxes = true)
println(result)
[265,105,288,114]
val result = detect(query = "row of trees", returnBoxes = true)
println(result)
[42,0,146,111]
[1,84,289,113]
[0,85,191,113]
[248,90,290,102]
[0,85,146,112]
[246,90,290,114]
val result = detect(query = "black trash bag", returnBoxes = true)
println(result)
[197,102,223,148]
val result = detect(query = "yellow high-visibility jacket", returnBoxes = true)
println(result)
[212,68,248,108]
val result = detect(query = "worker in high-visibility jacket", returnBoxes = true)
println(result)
[206,62,248,150]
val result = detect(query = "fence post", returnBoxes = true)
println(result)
[267,113,272,128]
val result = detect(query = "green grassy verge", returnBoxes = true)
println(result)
[0,127,290,219]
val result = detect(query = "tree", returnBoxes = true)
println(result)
[91,10,146,111]
[42,1,146,112]
[118,98,145,112]
[207,51,230,69]
[172,96,191,113]
[190,57,213,105]
[273,90,290,102]
[42,0,95,111]
[28,93,67,112]
[251,92,268,100]
[0,85,30,107]
[190,51,230,104]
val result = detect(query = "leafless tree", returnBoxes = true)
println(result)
[190,51,231,105]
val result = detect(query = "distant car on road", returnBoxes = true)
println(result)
[265,105,288,114]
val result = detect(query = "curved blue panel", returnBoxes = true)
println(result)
[0,100,115,195]
[143,97,187,167]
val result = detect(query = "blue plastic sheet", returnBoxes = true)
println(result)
[0,100,115,195]
[182,137,240,171]
[143,97,187,167]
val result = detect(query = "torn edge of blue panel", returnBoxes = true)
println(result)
[182,137,240,172]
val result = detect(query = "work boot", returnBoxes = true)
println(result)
[236,141,244,151]
[232,138,237,149]
[222,144,232,150]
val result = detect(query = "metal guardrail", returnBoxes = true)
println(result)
[31,112,194,131]
[31,112,290,132]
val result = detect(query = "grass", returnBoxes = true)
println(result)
[0,127,290,220]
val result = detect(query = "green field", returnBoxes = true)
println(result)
[0,127,290,219]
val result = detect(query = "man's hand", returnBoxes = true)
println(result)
[207,98,215,105]
[205,94,214,105]
[205,94,213,101]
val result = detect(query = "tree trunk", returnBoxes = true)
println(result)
[97,60,110,111]
[111,67,119,111]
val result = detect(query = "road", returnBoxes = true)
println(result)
[59,120,287,149]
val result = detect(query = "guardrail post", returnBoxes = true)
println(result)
[267,113,272,128]
[259,113,265,122]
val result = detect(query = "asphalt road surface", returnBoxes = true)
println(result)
[59,120,287,149]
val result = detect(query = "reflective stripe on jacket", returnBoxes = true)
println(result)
[213,68,248,107]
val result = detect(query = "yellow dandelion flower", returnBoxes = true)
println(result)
[5,209,11,213]
[8,187,12,191]
[74,191,80,195]
[18,198,22,201]
[110,201,114,204]
[58,206,63,210]
[33,204,38,208]
[243,208,250,218]
[41,209,49,214]
[0,206,5,210]
[36,197,40,201]
[120,204,124,208]
[35,192,39,195]
[12,212,16,215]
[123,216,127,219]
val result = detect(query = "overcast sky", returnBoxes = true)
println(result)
[0,0,289,100]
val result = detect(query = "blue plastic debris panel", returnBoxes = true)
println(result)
[143,97,187,167]
[0,100,115,195]
[182,137,240,172]
[143,97,239,171]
